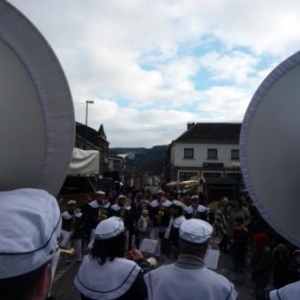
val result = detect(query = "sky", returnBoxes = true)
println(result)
[8,0,300,148]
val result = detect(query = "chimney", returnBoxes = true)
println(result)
[187,122,195,130]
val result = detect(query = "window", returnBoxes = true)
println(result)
[184,148,194,159]
[178,171,199,181]
[207,148,218,159]
[231,149,239,160]
[202,172,222,178]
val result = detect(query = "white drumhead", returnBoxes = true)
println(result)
[0,2,74,196]
[240,51,300,248]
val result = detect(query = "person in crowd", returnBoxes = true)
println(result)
[0,188,62,300]
[185,194,199,219]
[230,217,249,285]
[227,197,251,232]
[110,195,134,250]
[195,204,209,222]
[164,200,186,260]
[135,199,149,248]
[185,194,209,221]
[144,218,238,300]
[157,199,172,264]
[272,243,290,289]
[250,232,273,300]
[61,200,84,263]
[83,190,107,245]
[287,249,300,283]
[74,216,149,300]
[148,189,164,241]
[137,209,153,244]
[213,199,229,253]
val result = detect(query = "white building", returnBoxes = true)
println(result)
[168,123,242,200]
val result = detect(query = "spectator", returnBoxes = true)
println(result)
[213,199,229,253]
[288,249,300,283]
[137,210,153,244]
[230,217,249,285]
[250,232,273,300]
[272,244,290,289]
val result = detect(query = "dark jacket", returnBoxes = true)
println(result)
[230,226,249,257]
[250,248,273,286]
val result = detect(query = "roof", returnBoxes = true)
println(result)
[76,122,99,148]
[76,122,108,148]
[174,123,241,143]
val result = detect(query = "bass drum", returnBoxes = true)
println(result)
[0,1,74,196]
[240,51,300,248]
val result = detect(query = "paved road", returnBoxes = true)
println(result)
[50,252,256,299]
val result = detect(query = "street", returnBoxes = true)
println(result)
[50,252,256,299]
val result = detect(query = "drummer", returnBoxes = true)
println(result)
[0,188,61,300]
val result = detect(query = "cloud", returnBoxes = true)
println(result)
[8,0,300,147]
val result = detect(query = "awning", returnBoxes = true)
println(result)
[202,177,238,185]
[68,148,100,176]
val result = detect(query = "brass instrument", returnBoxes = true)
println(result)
[147,257,158,269]
[98,206,108,221]
[59,247,76,256]
[154,209,164,224]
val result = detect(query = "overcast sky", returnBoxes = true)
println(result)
[8,0,300,147]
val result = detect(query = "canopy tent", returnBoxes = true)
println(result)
[68,148,100,176]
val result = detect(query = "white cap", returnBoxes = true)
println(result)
[191,195,199,200]
[179,219,213,244]
[67,200,76,205]
[196,205,208,213]
[95,217,125,240]
[156,189,164,194]
[172,200,186,209]
[0,188,61,279]
[161,199,172,207]
[96,190,106,196]
[118,194,126,199]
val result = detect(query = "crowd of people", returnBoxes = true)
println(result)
[60,187,300,300]
[1,186,300,300]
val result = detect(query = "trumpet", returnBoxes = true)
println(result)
[58,247,76,256]
[98,207,108,221]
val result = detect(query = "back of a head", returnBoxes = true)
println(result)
[0,188,61,300]
[91,216,125,264]
[179,219,213,256]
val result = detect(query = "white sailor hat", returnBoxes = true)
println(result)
[171,200,186,209]
[191,195,199,200]
[161,198,172,207]
[156,189,164,194]
[196,205,208,213]
[67,199,76,205]
[118,194,126,199]
[142,209,149,215]
[179,219,213,244]
[95,216,125,240]
[96,190,106,196]
[0,188,61,279]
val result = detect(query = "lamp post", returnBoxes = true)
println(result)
[85,100,94,149]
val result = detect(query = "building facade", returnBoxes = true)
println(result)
[166,123,243,201]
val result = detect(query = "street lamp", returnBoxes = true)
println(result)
[85,100,94,149]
